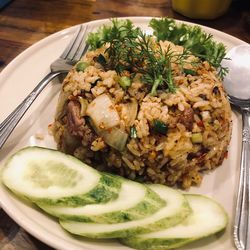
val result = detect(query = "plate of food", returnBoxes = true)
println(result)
[0,17,246,250]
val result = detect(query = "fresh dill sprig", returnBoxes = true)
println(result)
[87,19,194,95]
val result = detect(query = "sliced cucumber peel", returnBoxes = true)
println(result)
[38,178,165,223]
[1,146,228,249]
[121,194,228,250]
[59,184,191,238]
[1,147,121,206]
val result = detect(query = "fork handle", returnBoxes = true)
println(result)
[0,71,62,149]
[234,108,250,250]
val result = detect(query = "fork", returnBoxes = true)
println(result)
[0,24,90,149]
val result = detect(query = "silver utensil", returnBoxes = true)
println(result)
[222,44,250,250]
[0,24,90,149]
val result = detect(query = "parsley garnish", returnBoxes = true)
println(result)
[149,18,228,79]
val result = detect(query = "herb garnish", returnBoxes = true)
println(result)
[149,18,228,79]
[87,19,190,95]
[183,68,196,76]
[153,120,168,135]
[87,18,228,95]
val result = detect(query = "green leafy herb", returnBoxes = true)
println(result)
[87,19,135,50]
[86,25,112,50]
[149,18,228,79]
[86,18,228,95]
[153,120,168,135]
[87,19,186,94]
[183,68,196,76]
[191,133,203,144]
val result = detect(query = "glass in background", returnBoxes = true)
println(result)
[171,0,232,19]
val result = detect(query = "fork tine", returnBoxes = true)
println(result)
[73,27,92,62]
[60,24,85,60]
[66,25,88,62]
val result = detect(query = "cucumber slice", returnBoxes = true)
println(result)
[60,184,191,238]
[38,179,165,223]
[121,194,228,250]
[1,147,121,206]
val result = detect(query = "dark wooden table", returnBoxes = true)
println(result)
[0,0,249,249]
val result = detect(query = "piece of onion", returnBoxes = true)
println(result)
[89,119,128,151]
[101,127,128,151]
[78,96,88,117]
[55,91,70,120]
[86,94,120,129]
[124,98,138,127]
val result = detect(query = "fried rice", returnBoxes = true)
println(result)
[50,39,232,189]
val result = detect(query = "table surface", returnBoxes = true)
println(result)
[0,0,249,249]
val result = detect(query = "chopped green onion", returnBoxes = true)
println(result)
[184,68,196,76]
[130,126,137,138]
[153,120,168,135]
[76,62,89,72]
[119,76,131,89]
[191,133,203,144]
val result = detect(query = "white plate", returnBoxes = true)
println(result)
[0,17,247,250]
